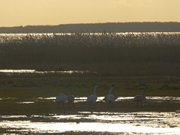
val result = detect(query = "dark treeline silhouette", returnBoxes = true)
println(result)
[1,22,180,33]
[1,33,180,75]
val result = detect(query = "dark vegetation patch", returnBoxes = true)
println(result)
[0,33,180,76]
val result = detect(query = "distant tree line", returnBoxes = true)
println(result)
[0,22,180,33]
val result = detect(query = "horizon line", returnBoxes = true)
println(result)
[1,21,180,28]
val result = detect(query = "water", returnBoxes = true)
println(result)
[0,96,180,134]
[1,96,180,104]
[0,112,180,134]
[0,69,91,74]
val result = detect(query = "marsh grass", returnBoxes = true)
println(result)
[0,74,180,98]
[0,33,180,75]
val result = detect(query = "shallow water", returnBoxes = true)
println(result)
[1,96,180,104]
[0,112,180,134]
[0,96,180,134]
[24,96,180,103]
[0,69,90,75]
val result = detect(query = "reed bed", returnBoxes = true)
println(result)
[1,32,180,47]
[0,33,180,75]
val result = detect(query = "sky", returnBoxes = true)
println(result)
[0,0,180,26]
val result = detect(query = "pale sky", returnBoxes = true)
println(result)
[0,0,180,26]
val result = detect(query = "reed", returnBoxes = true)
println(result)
[0,33,180,75]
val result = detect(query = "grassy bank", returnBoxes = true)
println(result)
[0,74,180,98]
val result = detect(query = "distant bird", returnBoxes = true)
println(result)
[134,89,147,105]
[56,88,75,103]
[66,95,75,103]
[86,85,98,103]
[66,89,75,103]
[104,85,117,103]
[56,93,67,103]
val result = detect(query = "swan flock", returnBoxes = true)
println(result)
[56,85,147,104]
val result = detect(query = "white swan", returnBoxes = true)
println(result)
[55,93,67,103]
[86,85,98,103]
[104,85,117,103]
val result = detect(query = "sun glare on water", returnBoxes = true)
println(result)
[1,121,180,134]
